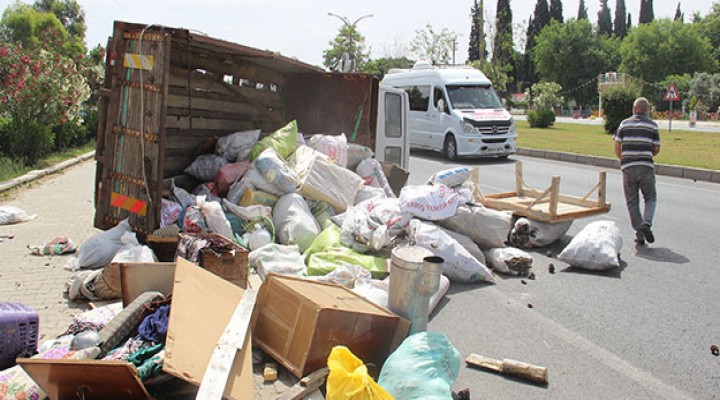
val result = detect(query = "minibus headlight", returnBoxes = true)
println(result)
[461,120,476,135]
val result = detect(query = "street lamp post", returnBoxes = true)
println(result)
[327,12,373,72]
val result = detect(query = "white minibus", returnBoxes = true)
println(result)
[382,63,516,160]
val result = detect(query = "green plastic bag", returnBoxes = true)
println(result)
[307,246,387,279]
[303,225,342,263]
[249,120,298,160]
[327,346,394,400]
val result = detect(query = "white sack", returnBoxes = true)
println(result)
[289,145,331,179]
[249,243,307,279]
[408,219,494,283]
[312,264,371,288]
[558,220,623,270]
[252,148,300,195]
[0,206,37,225]
[509,217,572,248]
[354,186,387,205]
[184,154,228,182]
[300,158,363,213]
[216,129,261,162]
[437,225,486,265]
[484,247,534,275]
[308,133,348,168]
[198,195,233,239]
[356,158,395,198]
[111,231,157,264]
[171,180,196,209]
[399,184,470,221]
[341,197,410,252]
[437,204,513,250]
[222,199,272,221]
[427,167,472,187]
[272,193,321,252]
[76,219,132,269]
[346,144,374,171]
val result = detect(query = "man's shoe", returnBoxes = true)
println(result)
[635,230,645,245]
[635,237,646,245]
[640,225,655,243]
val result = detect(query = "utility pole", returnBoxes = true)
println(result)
[327,12,373,72]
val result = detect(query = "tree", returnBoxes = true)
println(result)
[468,0,487,62]
[674,2,684,22]
[523,0,550,86]
[533,19,609,106]
[627,13,632,30]
[470,59,511,94]
[410,23,455,65]
[697,3,720,62]
[614,0,628,37]
[361,57,414,79]
[1,4,67,51]
[550,0,563,22]
[639,0,654,24]
[619,19,717,83]
[33,0,85,53]
[323,24,370,71]
[577,0,588,20]
[598,0,613,35]
[689,72,720,114]
[492,0,514,68]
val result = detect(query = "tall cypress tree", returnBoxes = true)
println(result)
[598,0,613,35]
[550,0,564,22]
[577,0,588,20]
[627,12,632,30]
[639,0,654,24]
[674,2,684,22]
[523,15,535,85]
[614,0,627,37]
[468,0,487,61]
[492,0,513,68]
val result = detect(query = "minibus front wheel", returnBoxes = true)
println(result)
[443,134,457,161]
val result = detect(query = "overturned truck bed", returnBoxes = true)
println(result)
[477,161,611,223]
[94,21,380,235]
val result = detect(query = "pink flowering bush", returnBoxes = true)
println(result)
[0,34,90,164]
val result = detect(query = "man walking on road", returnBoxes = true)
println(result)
[614,97,661,245]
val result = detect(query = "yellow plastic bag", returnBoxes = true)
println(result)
[326,346,394,400]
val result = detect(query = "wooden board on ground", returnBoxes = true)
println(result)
[18,359,151,400]
[477,161,611,223]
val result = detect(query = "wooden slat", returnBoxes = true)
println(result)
[196,289,258,400]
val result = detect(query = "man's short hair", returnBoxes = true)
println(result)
[634,97,649,114]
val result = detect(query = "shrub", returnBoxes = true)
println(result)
[602,80,642,134]
[527,109,556,128]
[0,121,54,165]
[53,118,88,151]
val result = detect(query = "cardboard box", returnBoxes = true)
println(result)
[380,162,410,197]
[251,274,410,378]
[180,233,249,288]
[19,259,254,399]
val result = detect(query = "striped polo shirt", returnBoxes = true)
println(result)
[614,114,660,170]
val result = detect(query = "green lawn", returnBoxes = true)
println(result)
[0,143,96,182]
[516,121,720,171]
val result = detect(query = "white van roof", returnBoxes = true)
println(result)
[383,64,492,86]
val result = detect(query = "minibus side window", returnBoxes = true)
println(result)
[433,87,449,113]
[404,85,430,111]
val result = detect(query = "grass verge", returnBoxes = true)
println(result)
[0,142,96,182]
[516,121,720,171]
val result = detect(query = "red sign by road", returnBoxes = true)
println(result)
[664,83,680,101]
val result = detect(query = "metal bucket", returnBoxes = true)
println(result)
[388,246,444,335]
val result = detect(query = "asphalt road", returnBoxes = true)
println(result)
[409,149,720,399]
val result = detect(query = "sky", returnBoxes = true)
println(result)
[1,0,716,68]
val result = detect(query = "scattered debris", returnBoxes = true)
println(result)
[465,353,548,385]
[263,363,278,383]
[546,251,555,258]
[521,280,527,285]
[527,303,534,309]
[453,388,471,400]
[528,272,536,280]
[548,263,555,274]
[711,345,719,356]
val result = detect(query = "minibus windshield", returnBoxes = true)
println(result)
[446,85,503,110]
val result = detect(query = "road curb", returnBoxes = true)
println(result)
[0,151,95,193]
[516,148,720,184]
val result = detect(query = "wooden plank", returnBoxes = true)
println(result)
[276,368,328,400]
[465,353,548,385]
[515,161,524,197]
[196,288,258,400]
[167,92,284,117]
[549,176,560,219]
[168,69,284,108]
[119,262,176,307]
[169,45,288,86]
